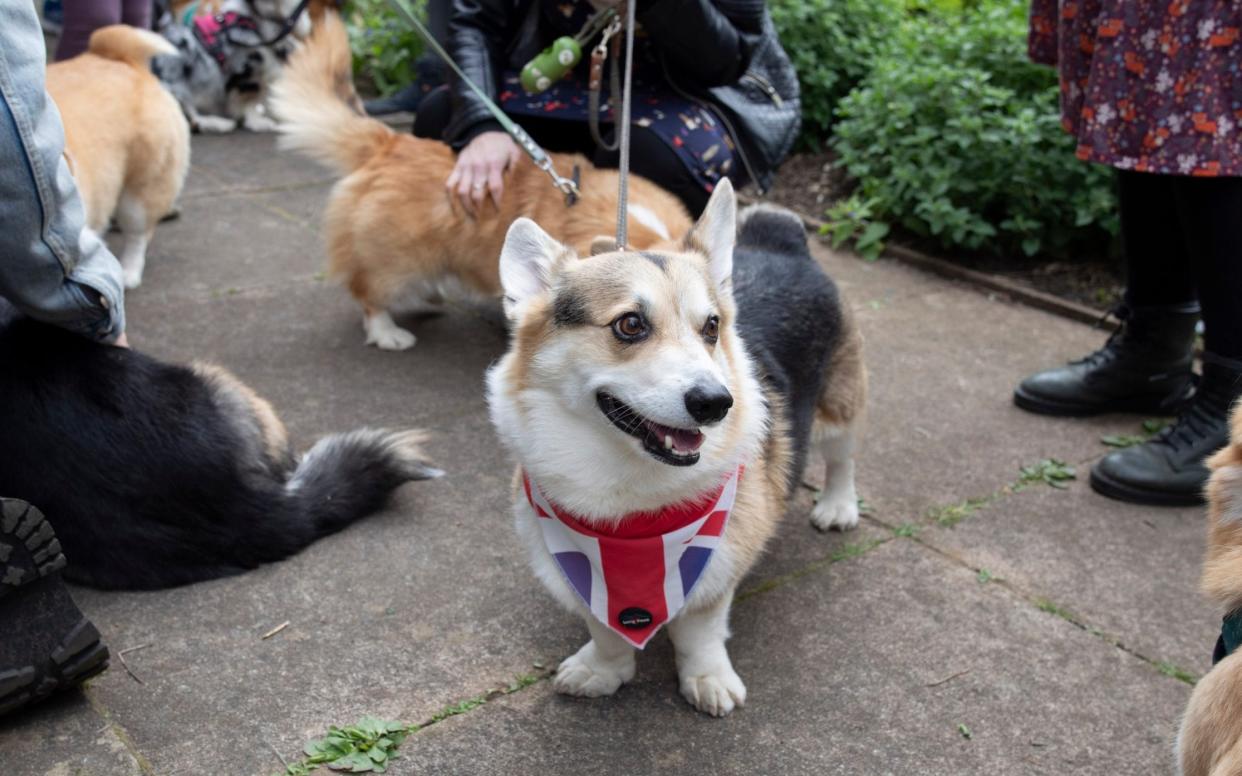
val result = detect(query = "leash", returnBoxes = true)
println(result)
[614,0,636,247]
[384,0,581,205]
[253,0,312,48]
[587,15,623,152]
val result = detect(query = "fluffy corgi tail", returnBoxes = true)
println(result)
[285,428,443,536]
[87,24,176,67]
[270,11,393,174]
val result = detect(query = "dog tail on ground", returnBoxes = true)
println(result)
[87,24,176,67]
[270,10,393,174]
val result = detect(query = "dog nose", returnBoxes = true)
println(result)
[685,384,733,425]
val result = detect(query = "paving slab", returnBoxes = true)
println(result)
[915,475,1216,675]
[403,539,1189,776]
[0,689,143,776]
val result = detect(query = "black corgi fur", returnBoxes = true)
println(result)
[732,204,843,493]
[0,305,439,590]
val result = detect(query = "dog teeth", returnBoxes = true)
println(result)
[665,434,673,450]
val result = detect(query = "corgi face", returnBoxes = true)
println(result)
[487,181,767,515]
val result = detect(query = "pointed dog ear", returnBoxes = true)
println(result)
[683,178,736,292]
[499,218,573,318]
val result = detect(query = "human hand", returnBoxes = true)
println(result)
[446,131,521,217]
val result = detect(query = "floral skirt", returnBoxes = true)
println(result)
[1029,0,1242,176]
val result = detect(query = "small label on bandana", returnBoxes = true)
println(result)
[524,467,741,648]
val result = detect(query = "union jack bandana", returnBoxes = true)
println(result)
[523,466,741,648]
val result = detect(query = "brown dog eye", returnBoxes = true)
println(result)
[703,315,720,342]
[612,313,648,341]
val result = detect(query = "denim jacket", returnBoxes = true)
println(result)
[0,2,125,342]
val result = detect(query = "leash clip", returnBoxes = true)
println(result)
[593,16,622,58]
[538,158,581,206]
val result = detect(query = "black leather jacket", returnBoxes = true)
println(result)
[443,0,800,191]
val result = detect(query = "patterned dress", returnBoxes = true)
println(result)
[1029,1,1242,177]
[497,0,738,193]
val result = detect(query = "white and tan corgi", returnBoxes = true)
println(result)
[47,25,191,289]
[485,181,866,716]
[1178,401,1242,775]
[269,13,693,351]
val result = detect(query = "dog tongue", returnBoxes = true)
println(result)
[648,421,704,454]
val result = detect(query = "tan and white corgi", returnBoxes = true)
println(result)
[270,12,693,351]
[486,180,866,716]
[47,25,191,289]
[1179,401,1242,775]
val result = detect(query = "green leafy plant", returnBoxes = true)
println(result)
[1015,458,1076,490]
[821,194,890,261]
[831,0,1118,259]
[769,0,903,149]
[1100,418,1170,448]
[345,0,426,97]
[957,723,973,740]
[976,568,993,584]
[288,717,410,774]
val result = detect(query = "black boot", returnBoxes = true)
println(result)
[1090,354,1242,506]
[1013,303,1199,416]
[0,499,109,715]
[364,56,446,116]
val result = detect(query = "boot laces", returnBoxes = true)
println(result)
[1070,306,1127,369]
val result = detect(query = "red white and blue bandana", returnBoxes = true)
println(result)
[523,466,741,648]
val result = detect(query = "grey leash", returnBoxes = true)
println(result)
[384,0,580,204]
[614,0,636,247]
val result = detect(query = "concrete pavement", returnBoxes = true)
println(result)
[0,132,1214,775]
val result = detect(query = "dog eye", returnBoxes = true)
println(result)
[702,315,720,343]
[611,313,648,341]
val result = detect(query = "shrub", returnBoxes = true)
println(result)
[769,0,904,150]
[345,0,426,97]
[831,0,1118,258]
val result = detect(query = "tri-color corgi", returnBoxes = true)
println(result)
[486,180,866,715]
[270,13,693,351]
[1179,401,1242,775]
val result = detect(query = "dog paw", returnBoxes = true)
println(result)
[811,493,859,532]
[679,664,746,717]
[122,270,143,290]
[243,114,280,133]
[365,327,416,351]
[553,642,635,698]
[195,115,238,134]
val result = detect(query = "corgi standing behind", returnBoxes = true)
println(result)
[1179,402,1242,776]
[486,180,866,716]
[270,13,693,351]
[46,25,190,290]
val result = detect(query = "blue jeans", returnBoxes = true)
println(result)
[0,1,125,342]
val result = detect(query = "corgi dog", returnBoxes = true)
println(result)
[46,25,190,289]
[485,181,866,716]
[269,12,693,351]
[1179,401,1242,775]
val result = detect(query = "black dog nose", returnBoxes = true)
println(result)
[685,384,733,425]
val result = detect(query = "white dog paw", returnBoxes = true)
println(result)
[122,270,143,290]
[811,493,859,532]
[553,643,635,698]
[243,114,280,133]
[195,115,238,134]
[679,664,746,717]
[367,328,416,351]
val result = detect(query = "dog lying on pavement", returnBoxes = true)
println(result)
[0,302,440,590]
[486,180,866,715]
[270,12,693,351]
[1179,401,1242,775]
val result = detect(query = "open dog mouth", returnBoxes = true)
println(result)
[596,392,704,466]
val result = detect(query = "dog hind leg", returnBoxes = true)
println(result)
[553,617,637,698]
[810,421,861,531]
[668,592,746,717]
[115,192,153,289]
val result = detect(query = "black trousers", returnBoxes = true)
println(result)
[1119,170,1242,359]
[412,86,716,215]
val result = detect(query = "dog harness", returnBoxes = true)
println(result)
[1213,609,1242,664]
[523,466,741,648]
[193,13,258,69]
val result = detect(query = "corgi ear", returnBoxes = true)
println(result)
[499,218,572,318]
[684,178,736,291]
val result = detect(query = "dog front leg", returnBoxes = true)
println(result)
[668,590,746,717]
[553,616,636,699]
